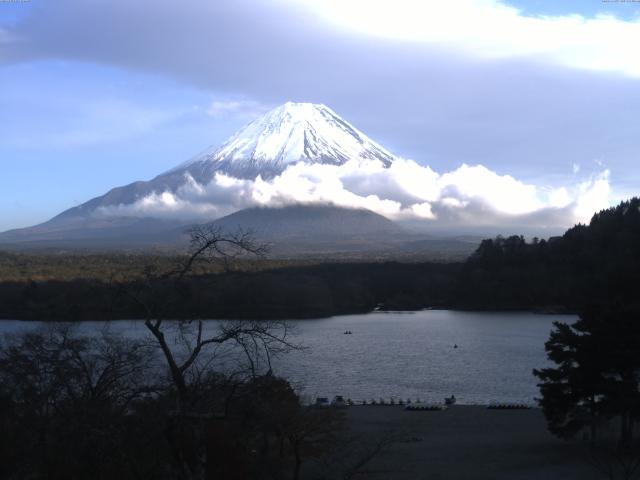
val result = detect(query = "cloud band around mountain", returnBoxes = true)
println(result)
[97,159,611,233]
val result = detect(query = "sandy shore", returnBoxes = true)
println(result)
[342,405,599,479]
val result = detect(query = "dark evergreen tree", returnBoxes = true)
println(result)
[534,307,640,446]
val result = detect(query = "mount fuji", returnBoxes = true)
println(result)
[42,102,398,223]
[0,102,479,256]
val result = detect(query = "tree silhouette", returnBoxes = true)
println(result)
[125,226,299,480]
[534,306,640,447]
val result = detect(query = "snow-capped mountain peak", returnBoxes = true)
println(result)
[180,102,397,179]
[26,102,400,225]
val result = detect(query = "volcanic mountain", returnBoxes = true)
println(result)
[0,99,483,257]
[55,102,397,222]
[39,103,393,218]
[0,102,411,249]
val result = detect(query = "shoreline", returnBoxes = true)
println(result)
[0,306,578,322]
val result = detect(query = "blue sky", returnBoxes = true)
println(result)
[1,0,640,230]
[509,0,640,18]
[0,61,251,229]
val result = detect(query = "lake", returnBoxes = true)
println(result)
[0,310,574,405]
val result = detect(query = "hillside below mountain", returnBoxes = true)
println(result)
[212,204,399,238]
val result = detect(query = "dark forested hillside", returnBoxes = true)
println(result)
[456,197,640,311]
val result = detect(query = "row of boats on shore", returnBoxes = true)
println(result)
[315,396,452,408]
[315,396,454,408]
[315,396,533,409]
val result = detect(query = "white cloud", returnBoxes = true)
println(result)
[548,187,572,209]
[437,164,542,215]
[297,0,640,77]
[205,99,269,119]
[97,159,612,231]
[574,169,611,222]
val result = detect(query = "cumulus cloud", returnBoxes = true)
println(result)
[97,159,612,232]
[574,169,611,221]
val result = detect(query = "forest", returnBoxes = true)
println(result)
[1,198,640,320]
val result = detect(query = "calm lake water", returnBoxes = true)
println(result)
[0,310,575,405]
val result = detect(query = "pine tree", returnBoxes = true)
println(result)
[534,307,640,446]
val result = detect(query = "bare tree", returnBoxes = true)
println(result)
[126,226,297,480]
[0,324,156,479]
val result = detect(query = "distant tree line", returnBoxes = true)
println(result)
[0,262,459,321]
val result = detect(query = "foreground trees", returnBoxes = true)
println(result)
[0,326,162,479]
[0,325,356,480]
[534,307,640,446]
[534,307,640,479]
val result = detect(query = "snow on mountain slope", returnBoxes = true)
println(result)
[177,102,396,179]
[11,102,399,225]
